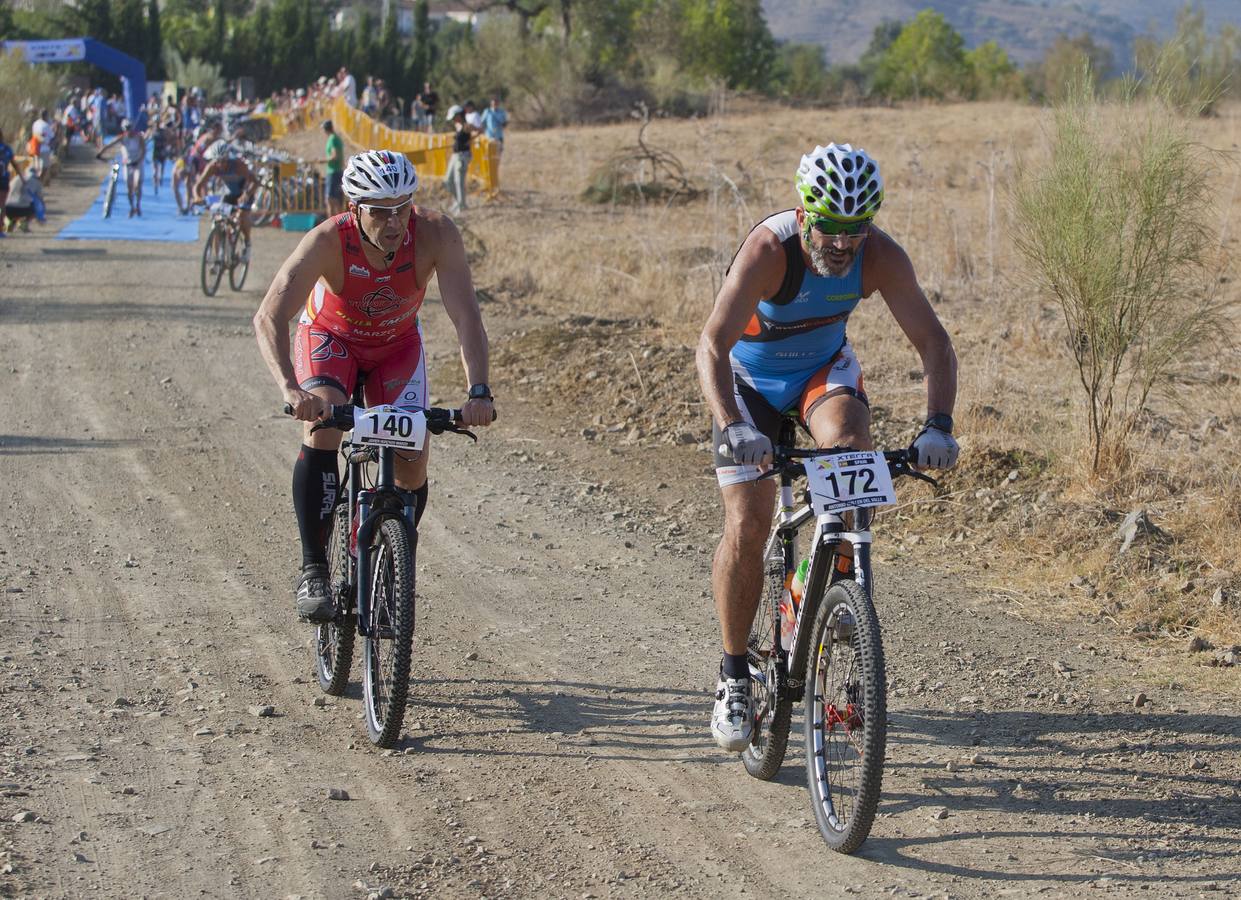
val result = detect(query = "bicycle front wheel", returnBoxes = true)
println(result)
[102,170,118,219]
[200,226,224,296]
[228,230,249,291]
[804,579,886,854]
[742,560,793,780]
[362,516,416,747]
[315,503,355,696]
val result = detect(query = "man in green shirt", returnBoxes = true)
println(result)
[322,120,345,216]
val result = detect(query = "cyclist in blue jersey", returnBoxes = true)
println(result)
[195,139,257,255]
[696,143,960,752]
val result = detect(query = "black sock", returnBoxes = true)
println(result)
[410,480,428,527]
[292,445,339,568]
[722,652,749,680]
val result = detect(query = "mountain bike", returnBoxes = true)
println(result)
[102,162,120,219]
[284,385,488,747]
[739,416,936,854]
[200,200,248,296]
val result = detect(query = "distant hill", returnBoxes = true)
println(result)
[761,1,1240,69]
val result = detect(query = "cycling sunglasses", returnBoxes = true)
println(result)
[356,197,414,219]
[807,214,871,237]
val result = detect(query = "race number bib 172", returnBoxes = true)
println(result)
[804,451,897,515]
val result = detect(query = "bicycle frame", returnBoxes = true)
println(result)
[344,438,419,639]
[762,421,875,698]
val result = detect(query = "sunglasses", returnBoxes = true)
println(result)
[807,214,871,237]
[357,197,414,219]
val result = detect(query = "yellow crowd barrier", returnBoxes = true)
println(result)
[320,97,499,198]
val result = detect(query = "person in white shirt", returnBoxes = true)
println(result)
[31,109,53,181]
[464,100,483,130]
[336,67,358,108]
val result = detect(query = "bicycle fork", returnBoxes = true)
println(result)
[349,447,420,638]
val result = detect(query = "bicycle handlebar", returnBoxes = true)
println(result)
[282,404,496,439]
[757,445,938,487]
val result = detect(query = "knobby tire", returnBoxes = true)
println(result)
[200,225,224,296]
[742,560,793,780]
[362,516,416,748]
[804,578,886,854]
[228,227,249,291]
[315,503,355,696]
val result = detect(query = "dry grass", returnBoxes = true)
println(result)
[279,99,1241,649]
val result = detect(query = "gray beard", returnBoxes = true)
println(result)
[808,242,853,278]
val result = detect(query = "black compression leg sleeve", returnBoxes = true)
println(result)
[412,476,431,526]
[292,445,340,567]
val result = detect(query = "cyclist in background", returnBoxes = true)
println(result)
[195,140,257,257]
[696,142,959,752]
[96,118,146,217]
[253,150,494,621]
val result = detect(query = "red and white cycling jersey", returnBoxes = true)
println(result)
[299,213,427,346]
[294,213,430,410]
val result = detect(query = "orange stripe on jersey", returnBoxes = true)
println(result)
[743,315,762,337]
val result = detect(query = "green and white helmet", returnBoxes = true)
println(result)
[796,143,883,221]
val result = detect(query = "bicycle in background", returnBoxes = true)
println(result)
[200,199,248,296]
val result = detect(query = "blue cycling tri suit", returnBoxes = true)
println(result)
[713,208,870,484]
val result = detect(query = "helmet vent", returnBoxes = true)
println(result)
[845,176,855,192]
[816,175,826,188]
[828,169,842,188]
[841,156,854,173]
[844,196,855,214]
[815,158,826,171]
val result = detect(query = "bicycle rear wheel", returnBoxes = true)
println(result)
[362,516,416,747]
[742,559,793,780]
[315,503,355,696]
[228,229,249,291]
[804,578,886,854]
[200,225,224,296]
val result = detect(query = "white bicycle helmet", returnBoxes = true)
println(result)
[204,139,230,162]
[796,143,884,221]
[342,150,418,202]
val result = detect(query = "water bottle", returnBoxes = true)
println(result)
[778,559,810,651]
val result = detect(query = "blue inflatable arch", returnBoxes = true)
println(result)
[2,38,147,123]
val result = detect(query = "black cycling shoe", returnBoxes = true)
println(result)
[295,564,334,623]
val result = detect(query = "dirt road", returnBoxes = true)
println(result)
[2,149,1239,899]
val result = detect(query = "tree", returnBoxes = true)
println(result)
[115,0,147,69]
[146,0,163,78]
[871,9,968,100]
[411,0,432,86]
[965,39,1021,100]
[1028,33,1113,103]
[77,0,115,45]
[679,0,776,91]
[777,42,829,99]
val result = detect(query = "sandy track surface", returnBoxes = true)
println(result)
[2,148,1239,899]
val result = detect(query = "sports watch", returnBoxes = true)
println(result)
[924,413,954,434]
[468,383,493,401]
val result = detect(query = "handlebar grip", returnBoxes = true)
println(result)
[282,403,293,416]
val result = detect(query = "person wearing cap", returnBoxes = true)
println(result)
[322,120,345,216]
[97,118,147,217]
[442,105,476,215]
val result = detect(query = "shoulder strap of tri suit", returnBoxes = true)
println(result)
[768,234,805,305]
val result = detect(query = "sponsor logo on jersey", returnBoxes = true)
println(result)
[354,285,404,318]
[334,309,373,327]
[309,331,348,361]
[349,264,371,278]
[378,307,417,327]
[375,274,391,283]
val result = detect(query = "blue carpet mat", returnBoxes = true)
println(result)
[57,143,200,243]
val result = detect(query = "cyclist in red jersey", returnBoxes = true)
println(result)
[254,150,494,621]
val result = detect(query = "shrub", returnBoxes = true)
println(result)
[1010,74,1233,475]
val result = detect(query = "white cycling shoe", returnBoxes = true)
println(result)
[711,675,754,753]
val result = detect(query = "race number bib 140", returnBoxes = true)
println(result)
[804,451,897,515]
[353,405,427,451]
